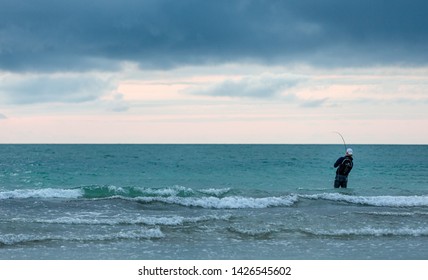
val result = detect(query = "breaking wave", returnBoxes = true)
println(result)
[301,227,428,237]
[134,195,298,209]
[0,186,298,209]
[0,228,164,246]
[300,193,428,207]
[2,186,427,209]
[8,214,232,226]
[0,188,83,200]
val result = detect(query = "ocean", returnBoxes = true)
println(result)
[0,144,427,260]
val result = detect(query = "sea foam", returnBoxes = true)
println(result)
[303,227,428,237]
[9,214,232,226]
[0,188,83,200]
[0,228,164,246]
[198,188,231,197]
[301,193,428,207]
[136,195,298,209]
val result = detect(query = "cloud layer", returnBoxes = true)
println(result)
[189,74,300,98]
[0,74,114,104]
[1,0,428,72]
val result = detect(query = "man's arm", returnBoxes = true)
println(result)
[334,157,344,168]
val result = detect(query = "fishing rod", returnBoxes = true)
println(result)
[332,131,347,151]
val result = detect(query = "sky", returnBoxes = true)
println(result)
[1,0,427,144]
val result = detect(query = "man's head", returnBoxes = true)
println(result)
[346,148,353,156]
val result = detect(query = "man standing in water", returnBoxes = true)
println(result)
[334,148,353,188]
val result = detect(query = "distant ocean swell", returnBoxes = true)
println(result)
[1,186,428,208]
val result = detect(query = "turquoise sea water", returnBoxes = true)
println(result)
[1,144,427,259]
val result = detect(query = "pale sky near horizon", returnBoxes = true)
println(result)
[1,0,427,144]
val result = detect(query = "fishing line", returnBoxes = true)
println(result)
[332,131,347,151]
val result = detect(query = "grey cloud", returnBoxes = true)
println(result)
[0,75,114,104]
[0,113,6,119]
[1,0,428,72]
[108,93,130,112]
[189,75,300,98]
[300,98,329,108]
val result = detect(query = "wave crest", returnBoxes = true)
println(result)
[0,188,83,200]
[136,195,298,209]
[302,227,428,237]
[300,193,428,207]
[0,228,164,246]
[9,214,232,226]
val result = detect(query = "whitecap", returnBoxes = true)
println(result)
[137,195,298,209]
[0,228,164,246]
[300,193,428,207]
[304,227,428,237]
[198,188,231,197]
[0,188,83,200]
[9,214,232,226]
[138,185,195,197]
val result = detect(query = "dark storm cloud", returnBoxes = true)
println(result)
[1,0,428,72]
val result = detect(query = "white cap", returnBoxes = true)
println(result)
[346,148,353,156]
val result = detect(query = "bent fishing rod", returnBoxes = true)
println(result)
[332,131,347,151]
